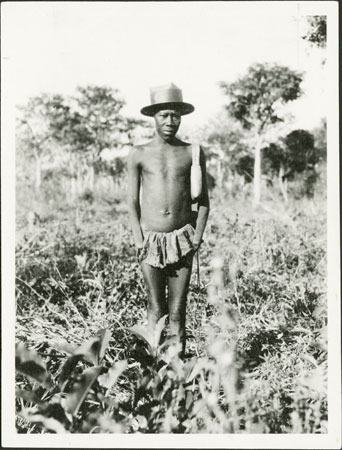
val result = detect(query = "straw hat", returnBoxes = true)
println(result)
[140,82,195,117]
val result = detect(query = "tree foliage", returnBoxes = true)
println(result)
[16,86,147,193]
[263,130,317,178]
[205,120,249,167]
[17,94,70,158]
[16,94,73,189]
[262,129,323,201]
[312,118,327,162]
[17,86,142,162]
[219,63,303,133]
[302,16,327,48]
[68,86,128,157]
[194,115,250,189]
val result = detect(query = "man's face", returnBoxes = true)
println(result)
[154,109,181,142]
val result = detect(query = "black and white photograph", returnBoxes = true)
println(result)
[1,1,340,448]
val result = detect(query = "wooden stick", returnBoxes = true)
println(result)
[196,250,200,288]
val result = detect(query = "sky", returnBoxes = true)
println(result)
[2,1,329,132]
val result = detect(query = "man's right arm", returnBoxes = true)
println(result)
[127,146,144,248]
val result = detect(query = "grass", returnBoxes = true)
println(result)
[15,184,327,434]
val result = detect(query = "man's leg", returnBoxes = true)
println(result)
[141,261,167,338]
[167,255,193,357]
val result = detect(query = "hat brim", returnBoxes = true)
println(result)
[140,102,195,117]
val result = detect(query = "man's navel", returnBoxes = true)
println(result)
[162,209,171,216]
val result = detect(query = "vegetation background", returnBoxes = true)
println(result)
[12,11,332,437]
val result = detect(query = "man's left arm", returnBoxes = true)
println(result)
[193,147,210,251]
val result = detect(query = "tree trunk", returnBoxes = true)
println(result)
[253,140,262,207]
[35,156,42,191]
[109,175,114,196]
[75,206,80,229]
[69,158,77,200]
[76,166,82,196]
[70,177,77,200]
[217,161,223,188]
[88,165,95,192]
[278,166,288,203]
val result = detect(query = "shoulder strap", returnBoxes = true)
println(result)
[192,144,200,165]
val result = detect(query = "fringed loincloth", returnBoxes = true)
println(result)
[139,223,195,268]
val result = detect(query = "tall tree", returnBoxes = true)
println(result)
[219,63,303,205]
[17,94,71,190]
[68,86,147,191]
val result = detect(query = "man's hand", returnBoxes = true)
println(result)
[192,239,203,253]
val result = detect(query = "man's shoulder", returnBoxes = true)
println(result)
[129,142,148,156]
[132,140,155,152]
[129,141,155,165]
[179,141,204,155]
[177,140,203,149]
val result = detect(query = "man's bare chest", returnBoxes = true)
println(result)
[141,148,191,178]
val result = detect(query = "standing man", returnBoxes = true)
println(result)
[127,83,209,357]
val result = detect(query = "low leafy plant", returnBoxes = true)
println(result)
[15,191,327,433]
[16,329,128,433]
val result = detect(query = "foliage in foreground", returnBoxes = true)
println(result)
[15,192,327,433]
